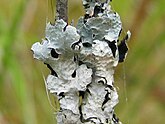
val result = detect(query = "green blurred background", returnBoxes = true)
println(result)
[0,0,165,124]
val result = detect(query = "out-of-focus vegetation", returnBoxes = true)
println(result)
[0,0,165,124]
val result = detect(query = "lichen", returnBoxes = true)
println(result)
[31,0,130,123]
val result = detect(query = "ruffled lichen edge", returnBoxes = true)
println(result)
[31,0,130,123]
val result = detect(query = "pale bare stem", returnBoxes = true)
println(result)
[56,0,68,22]
[48,0,55,24]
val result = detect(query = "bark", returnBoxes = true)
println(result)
[56,0,68,22]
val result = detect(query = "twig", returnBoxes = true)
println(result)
[56,0,68,22]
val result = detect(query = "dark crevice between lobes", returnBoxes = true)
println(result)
[107,41,117,58]
[79,106,98,123]
[63,23,68,31]
[71,38,82,50]
[82,42,92,47]
[118,33,129,62]
[83,3,90,9]
[107,85,114,91]
[59,92,65,100]
[59,92,65,98]
[78,61,84,66]
[71,70,76,78]
[102,92,110,110]
[78,88,93,123]
[51,48,59,58]
[93,5,104,17]
[112,113,119,123]
[73,55,78,62]
[45,63,58,77]
[118,28,122,37]
[79,91,85,99]
[79,105,84,123]
[104,38,117,58]
[98,80,105,84]
[97,76,108,84]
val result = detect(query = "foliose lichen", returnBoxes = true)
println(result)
[31,0,130,124]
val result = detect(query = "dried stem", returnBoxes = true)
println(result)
[56,0,68,22]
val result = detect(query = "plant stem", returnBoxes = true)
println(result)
[56,0,68,22]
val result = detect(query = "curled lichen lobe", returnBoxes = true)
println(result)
[31,0,130,124]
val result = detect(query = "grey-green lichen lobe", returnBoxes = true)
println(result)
[77,14,122,43]
[31,19,80,64]
[31,0,130,124]
[45,19,80,55]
